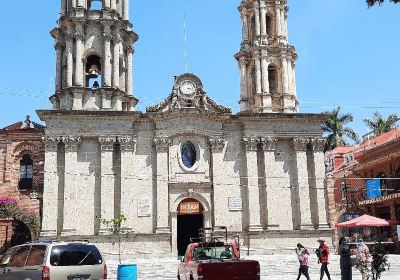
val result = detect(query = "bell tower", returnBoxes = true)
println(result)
[50,0,138,111]
[235,0,298,113]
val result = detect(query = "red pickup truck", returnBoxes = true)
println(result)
[178,241,260,280]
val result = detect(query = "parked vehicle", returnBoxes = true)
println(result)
[0,240,107,280]
[178,227,260,280]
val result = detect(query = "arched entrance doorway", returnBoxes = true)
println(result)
[177,198,204,256]
[11,220,31,247]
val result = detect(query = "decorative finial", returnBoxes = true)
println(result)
[24,115,31,128]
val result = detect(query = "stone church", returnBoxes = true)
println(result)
[38,0,331,254]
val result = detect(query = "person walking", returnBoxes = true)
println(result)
[338,237,352,280]
[355,239,370,280]
[317,238,331,280]
[295,243,311,280]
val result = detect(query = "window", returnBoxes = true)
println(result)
[340,183,347,201]
[50,244,103,266]
[377,172,388,196]
[181,142,197,169]
[19,154,33,190]
[395,168,400,191]
[9,246,30,267]
[26,245,46,266]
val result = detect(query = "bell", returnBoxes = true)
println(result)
[87,65,99,79]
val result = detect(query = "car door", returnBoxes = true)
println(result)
[7,245,31,280]
[0,247,15,280]
[20,245,47,280]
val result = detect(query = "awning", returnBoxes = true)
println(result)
[336,214,399,228]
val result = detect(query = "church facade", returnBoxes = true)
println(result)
[38,0,332,254]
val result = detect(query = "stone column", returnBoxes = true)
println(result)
[240,10,249,42]
[292,62,298,98]
[40,137,60,237]
[239,57,248,111]
[112,35,121,88]
[275,6,281,37]
[111,0,116,11]
[99,137,116,234]
[72,0,77,8]
[261,137,278,230]
[77,0,84,7]
[123,0,129,20]
[260,2,267,41]
[103,25,112,87]
[154,138,171,233]
[61,0,67,15]
[65,30,74,88]
[209,138,226,227]
[74,24,84,87]
[282,9,288,39]
[282,57,289,95]
[119,136,136,232]
[242,137,262,231]
[55,43,63,93]
[261,50,269,93]
[293,138,314,230]
[255,52,262,95]
[311,138,330,229]
[61,137,81,236]
[125,46,133,96]
[254,2,261,39]
[104,0,111,9]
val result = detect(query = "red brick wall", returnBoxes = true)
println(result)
[0,121,44,247]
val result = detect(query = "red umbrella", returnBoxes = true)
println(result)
[336,214,399,228]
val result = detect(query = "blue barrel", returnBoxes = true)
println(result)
[117,264,137,280]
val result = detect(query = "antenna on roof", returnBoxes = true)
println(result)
[183,12,189,72]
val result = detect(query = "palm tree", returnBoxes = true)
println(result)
[364,112,399,137]
[322,107,360,151]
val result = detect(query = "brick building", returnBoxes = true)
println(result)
[0,116,44,249]
[326,127,400,247]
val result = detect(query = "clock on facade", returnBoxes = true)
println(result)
[180,80,196,96]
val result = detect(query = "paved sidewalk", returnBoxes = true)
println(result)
[104,252,400,280]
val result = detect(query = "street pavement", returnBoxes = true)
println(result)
[103,251,400,279]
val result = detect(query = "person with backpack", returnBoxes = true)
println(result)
[317,238,331,280]
[295,243,311,280]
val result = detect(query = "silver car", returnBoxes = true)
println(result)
[0,241,107,280]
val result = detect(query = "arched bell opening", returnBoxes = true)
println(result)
[85,55,102,88]
[266,14,274,37]
[88,0,104,10]
[268,64,278,95]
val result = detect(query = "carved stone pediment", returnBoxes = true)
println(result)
[146,73,231,114]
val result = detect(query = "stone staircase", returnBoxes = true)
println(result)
[103,251,400,280]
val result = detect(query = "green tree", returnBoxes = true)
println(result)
[367,0,400,7]
[322,107,360,151]
[101,214,128,264]
[363,112,399,137]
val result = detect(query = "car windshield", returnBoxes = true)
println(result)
[193,245,235,260]
[50,244,103,266]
